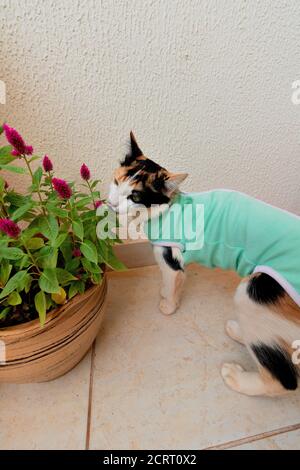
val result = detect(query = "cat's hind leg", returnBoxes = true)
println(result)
[222,275,299,397]
[221,362,292,397]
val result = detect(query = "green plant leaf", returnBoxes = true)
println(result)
[81,258,102,274]
[36,246,58,269]
[5,191,31,208]
[45,294,54,310]
[38,268,60,294]
[65,257,80,273]
[0,145,14,164]
[73,219,84,241]
[27,237,45,250]
[18,254,31,269]
[90,180,101,189]
[34,290,47,326]
[38,215,59,243]
[24,274,32,293]
[28,155,40,164]
[91,272,102,284]
[21,226,40,242]
[55,268,78,285]
[0,164,27,174]
[16,272,32,292]
[0,306,11,320]
[0,270,27,299]
[75,196,92,209]
[68,282,80,299]
[59,221,70,233]
[0,175,5,193]
[60,235,73,262]
[80,240,98,264]
[52,232,68,248]
[107,254,126,271]
[98,243,126,271]
[0,259,12,286]
[77,280,85,294]
[32,166,43,188]
[46,204,68,218]
[0,246,24,260]
[7,291,22,306]
[82,210,97,222]
[11,202,34,221]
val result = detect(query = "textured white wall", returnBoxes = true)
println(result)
[1,0,300,212]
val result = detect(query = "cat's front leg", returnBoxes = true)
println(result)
[153,246,185,315]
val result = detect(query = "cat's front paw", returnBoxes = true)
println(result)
[159,299,177,315]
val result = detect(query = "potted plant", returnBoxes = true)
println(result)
[0,123,125,383]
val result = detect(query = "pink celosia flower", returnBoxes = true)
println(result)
[52,178,72,199]
[94,200,103,209]
[11,149,21,157]
[0,218,21,238]
[3,124,33,155]
[72,248,81,258]
[25,145,33,155]
[80,163,90,181]
[42,155,53,172]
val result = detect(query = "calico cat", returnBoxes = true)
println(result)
[108,132,300,397]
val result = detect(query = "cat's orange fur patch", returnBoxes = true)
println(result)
[273,294,300,325]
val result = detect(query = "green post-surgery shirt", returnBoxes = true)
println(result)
[144,190,300,306]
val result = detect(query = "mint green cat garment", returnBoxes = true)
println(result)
[144,190,300,306]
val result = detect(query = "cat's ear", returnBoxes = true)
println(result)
[130,131,143,159]
[165,172,188,192]
[121,132,143,166]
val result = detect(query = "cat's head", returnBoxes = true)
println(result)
[108,132,188,214]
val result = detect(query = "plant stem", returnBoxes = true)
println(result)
[47,171,54,193]
[23,155,46,215]
[67,200,76,248]
[1,185,9,217]
[87,181,96,207]
[23,242,41,274]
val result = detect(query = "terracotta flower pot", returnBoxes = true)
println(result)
[0,274,107,383]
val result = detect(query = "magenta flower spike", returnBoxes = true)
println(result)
[52,178,72,199]
[25,145,33,155]
[3,124,33,156]
[80,163,91,181]
[42,155,53,172]
[72,248,81,258]
[11,149,21,157]
[0,218,21,238]
[94,200,103,209]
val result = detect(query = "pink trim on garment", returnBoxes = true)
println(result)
[151,241,184,251]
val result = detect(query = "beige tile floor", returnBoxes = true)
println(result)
[231,429,300,450]
[1,265,300,450]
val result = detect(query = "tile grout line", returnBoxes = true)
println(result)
[85,339,96,450]
[205,422,300,450]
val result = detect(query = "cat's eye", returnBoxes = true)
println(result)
[129,191,141,203]
[114,178,119,186]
